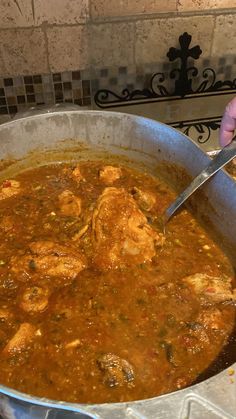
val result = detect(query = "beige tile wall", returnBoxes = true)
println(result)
[135,15,215,64]
[0,0,235,76]
[0,28,48,76]
[212,13,236,56]
[0,0,34,28]
[177,0,236,11]
[90,0,177,18]
[90,22,135,67]
[47,26,89,72]
[34,0,89,25]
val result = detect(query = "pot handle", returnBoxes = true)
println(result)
[12,103,84,121]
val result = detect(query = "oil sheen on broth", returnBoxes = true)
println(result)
[0,160,235,404]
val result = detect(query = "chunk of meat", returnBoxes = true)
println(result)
[197,308,226,331]
[63,166,84,183]
[71,166,84,183]
[92,187,162,269]
[20,286,49,313]
[3,323,38,356]
[182,273,236,304]
[181,328,210,353]
[58,190,81,217]
[99,166,122,184]
[131,187,156,211]
[10,241,87,283]
[97,353,134,388]
[0,180,21,200]
[29,241,68,256]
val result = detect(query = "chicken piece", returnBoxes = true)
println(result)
[58,190,82,217]
[20,286,49,313]
[64,165,84,182]
[72,166,84,183]
[131,187,156,211]
[182,273,236,304]
[97,353,135,388]
[3,323,38,355]
[0,180,21,200]
[181,328,210,353]
[92,187,162,269]
[197,308,226,331]
[29,241,67,256]
[10,241,86,283]
[99,166,122,184]
[183,309,230,351]
[62,165,85,183]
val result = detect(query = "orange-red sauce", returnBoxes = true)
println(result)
[0,161,235,403]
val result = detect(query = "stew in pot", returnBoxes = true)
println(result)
[0,160,235,403]
[226,160,236,180]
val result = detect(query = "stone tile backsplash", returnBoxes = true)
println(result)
[90,22,135,68]
[34,0,89,25]
[135,15,215,65]
[212,13,236,57]
[177,0,236,11]
[0,0,235,119]
[1,28,48,76]
[0,1,235,77]
[90,0,177,19]
[0,50,234,118]
[47,26,89,73]
[0,0,34,28]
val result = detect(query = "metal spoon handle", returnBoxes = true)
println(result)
[164,136,236,223]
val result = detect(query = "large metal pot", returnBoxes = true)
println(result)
[0,108,235,419]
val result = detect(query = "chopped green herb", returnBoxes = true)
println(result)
[28,259,36,270]
[118,313,129,322]
[160,341,174,363]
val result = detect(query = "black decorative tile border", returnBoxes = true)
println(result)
[0,70,92,116]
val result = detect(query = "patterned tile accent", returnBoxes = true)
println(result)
[91,62,161,93]
[0,55,235,117]
[91,54,236,98]
[0,69,91,116]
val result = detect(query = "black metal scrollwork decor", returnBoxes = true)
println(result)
[94,32,236,107]
[171,117,221,144]
[94,32,236,143]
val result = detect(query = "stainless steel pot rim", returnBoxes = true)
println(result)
[0,365,230,413]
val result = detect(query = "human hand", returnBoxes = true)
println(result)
[219,97,236,147]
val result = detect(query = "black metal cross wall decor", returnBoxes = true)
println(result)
[167,32,202,97]
[94,32,236,143]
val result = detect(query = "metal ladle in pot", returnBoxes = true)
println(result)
[163,136,236,225]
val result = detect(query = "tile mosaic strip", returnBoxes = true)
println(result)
[0,70,92,116]
[91,55,236,99]
[0,53,235,117]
